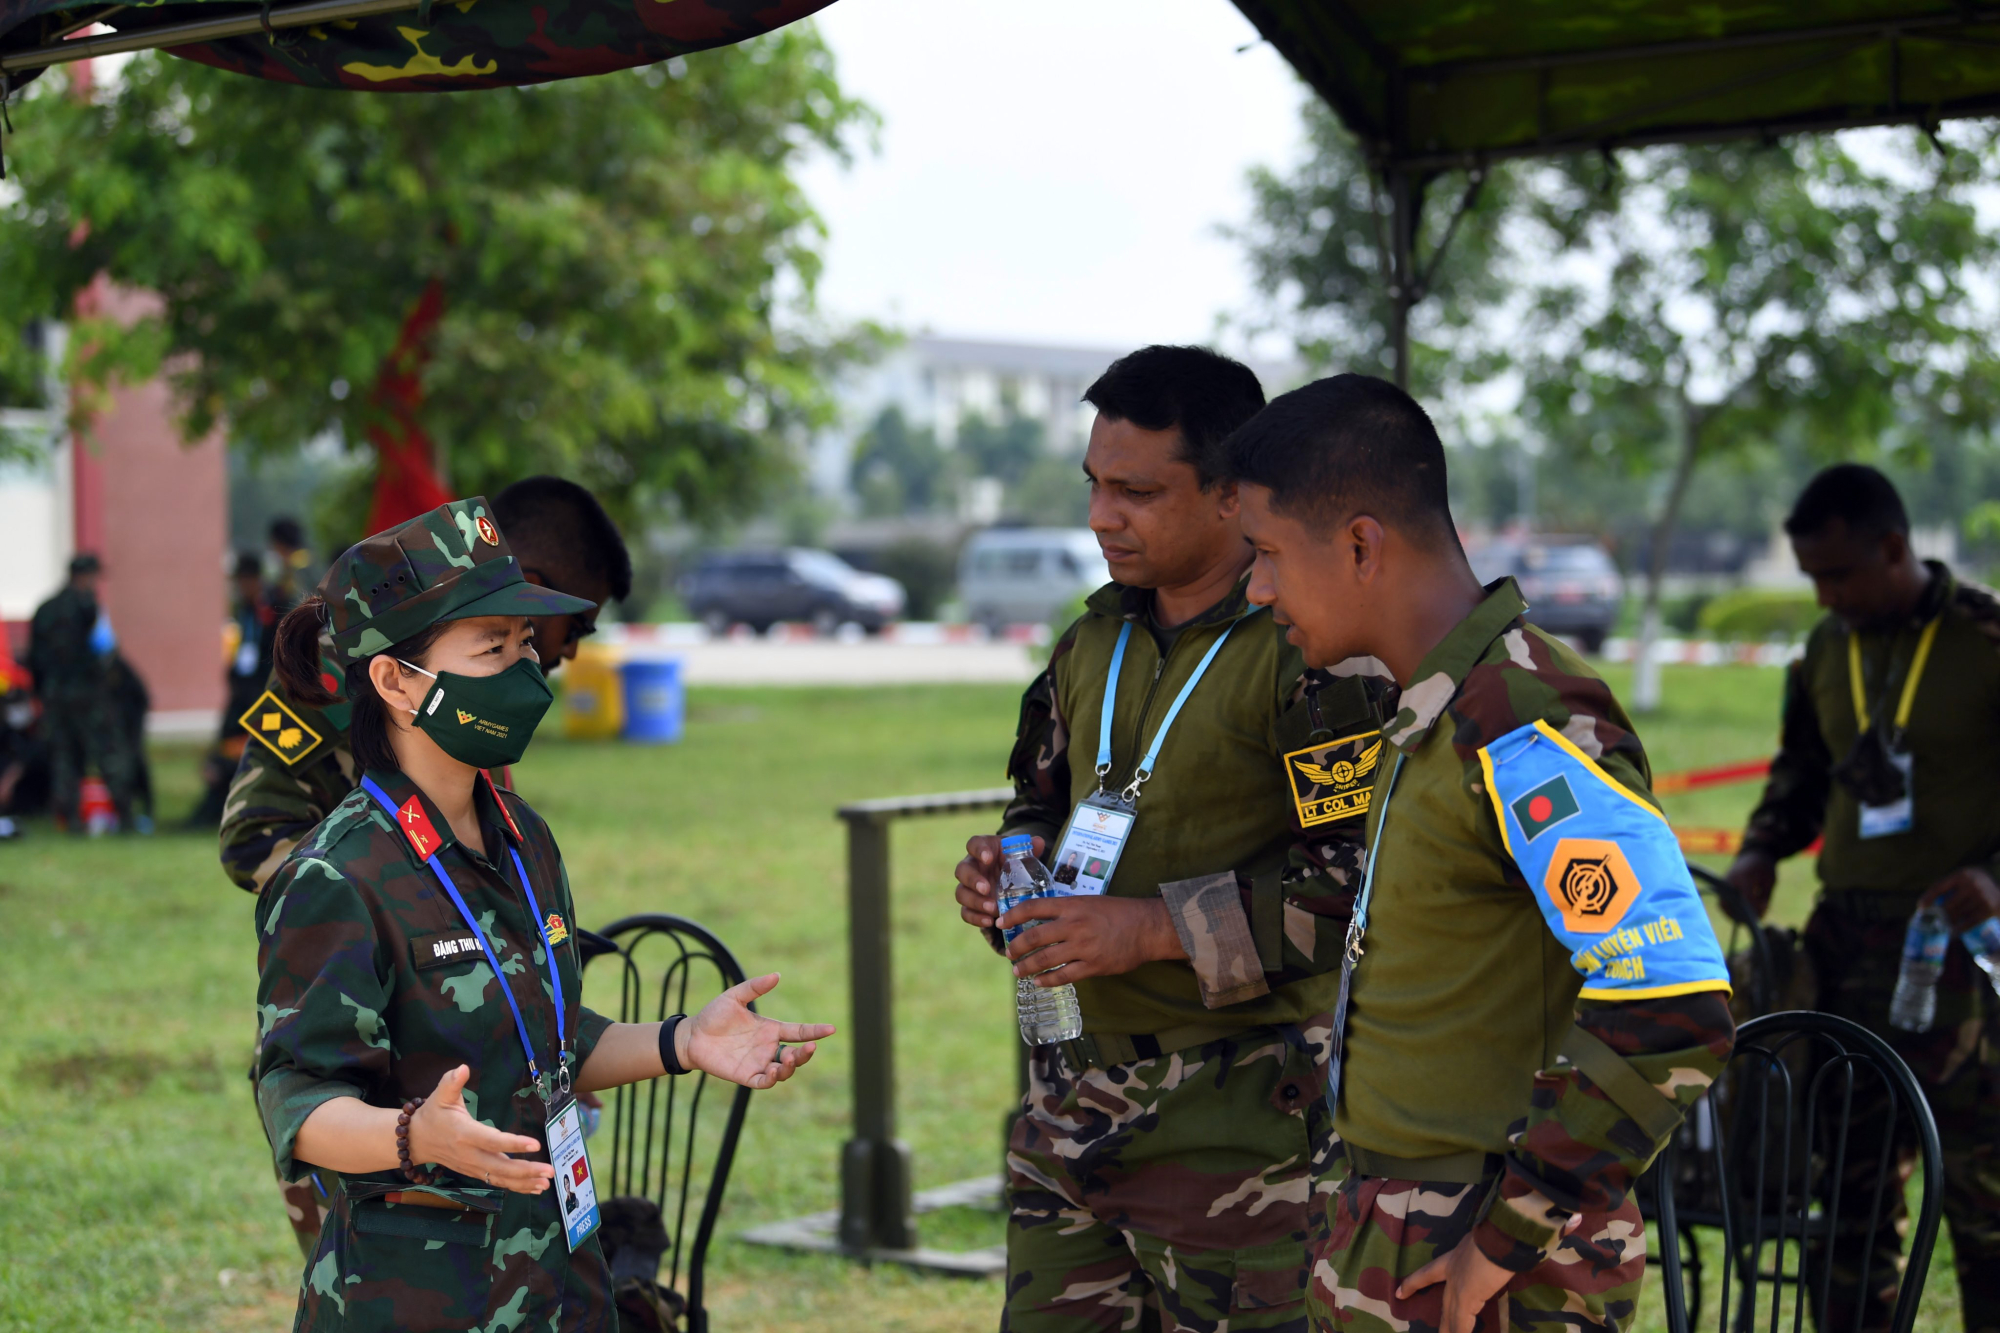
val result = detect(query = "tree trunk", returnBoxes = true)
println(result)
[1631,399,1703,713]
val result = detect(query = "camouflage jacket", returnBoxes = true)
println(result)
[27,586,104,705]
[221,651,358,894]
[1001,576,1394,1033]
[1741,563,2000,895]
[1344,579,1736,1273]
[255,766,615,1331]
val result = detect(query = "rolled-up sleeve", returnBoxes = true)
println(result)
[254,854,390,1182]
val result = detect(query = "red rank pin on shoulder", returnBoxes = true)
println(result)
[396,795,443,859]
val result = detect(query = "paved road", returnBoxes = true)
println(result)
[669,638,1040,687]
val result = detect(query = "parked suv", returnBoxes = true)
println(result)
[958,528,1110,631]
[681,548,906,635]
[1468,536,1622,654]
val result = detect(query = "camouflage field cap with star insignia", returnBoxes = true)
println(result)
[317,498,595,669]
[239,689,326,766]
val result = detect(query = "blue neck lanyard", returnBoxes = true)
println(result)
[1095,609,1259,801]
[359,776,570,1102]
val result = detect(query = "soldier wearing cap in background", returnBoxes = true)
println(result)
[255,498,830,1332]
[1725,463,2000,1333]
[222,476,633,1255]
[191,551,280,827]
[27,552,143,834]
[267,516,313,617]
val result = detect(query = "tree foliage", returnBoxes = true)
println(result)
[0,32,873,531]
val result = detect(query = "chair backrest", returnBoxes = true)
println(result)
[1654,1010,1944,1333]
[578,913,754,1333]
[1686,863,1778,1018]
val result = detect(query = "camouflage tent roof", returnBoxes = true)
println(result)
[1231,1,2000,170]
[1,0,831,91]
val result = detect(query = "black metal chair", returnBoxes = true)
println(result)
[1654,1010,1944,1333]
[1638,863,1782,1321]
[577,914,754,1333]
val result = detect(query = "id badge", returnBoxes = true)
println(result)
[546,1097,602,1252]
[1047,791,1137,897]
[1858,749,1914,839]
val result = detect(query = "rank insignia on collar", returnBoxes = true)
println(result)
[395,795,444,860]
[237,690,324,766]
[543,913,569,945]
[1284,730,1382,828]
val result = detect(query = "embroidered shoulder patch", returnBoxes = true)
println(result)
[394,795,444,860]
[237,689,324,767]
[1284,729,1382,828]
[1478,718,1730,1001]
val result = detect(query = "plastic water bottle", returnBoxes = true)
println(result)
[996,834,1083,1046]
[1889,905,1952,1032]
[1963,916,2000,1001]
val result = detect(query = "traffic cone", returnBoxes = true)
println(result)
[79,775,119,836]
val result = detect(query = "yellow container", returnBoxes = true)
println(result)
[561,641,625,740]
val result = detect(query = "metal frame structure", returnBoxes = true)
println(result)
[1227,2,2000,388]
[2,0,420,73]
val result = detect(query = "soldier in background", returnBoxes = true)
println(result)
[1726,464,2000,1333]
[27,553,140,833]
[220,477,631,1256]
[191,552,278,827]
[267,516,311,616]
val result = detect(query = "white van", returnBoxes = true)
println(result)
[959,528,1110,629]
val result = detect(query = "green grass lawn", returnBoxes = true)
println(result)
[0,668,1966,1331]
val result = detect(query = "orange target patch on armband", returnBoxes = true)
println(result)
[1542,837,1641,934]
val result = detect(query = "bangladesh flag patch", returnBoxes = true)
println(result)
[1510,773,1580,842]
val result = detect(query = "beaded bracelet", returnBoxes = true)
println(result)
[396,1097,436,1185]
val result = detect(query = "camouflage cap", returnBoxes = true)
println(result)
[318,498,595,668]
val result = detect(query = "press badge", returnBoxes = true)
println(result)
[1047,792,1136,897]
[547,1097,602,1252]
[1858,749,1914,839]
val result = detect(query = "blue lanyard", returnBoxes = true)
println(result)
[1094,610,1259,801]
[359,777,570,1101]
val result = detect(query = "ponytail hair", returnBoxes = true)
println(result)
[273,597,338,705]
[270,594,451,774]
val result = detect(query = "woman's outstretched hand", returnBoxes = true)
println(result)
[682,973,836,1090]
[408,1064,556,1194]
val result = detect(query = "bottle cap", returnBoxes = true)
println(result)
[1000,833,1034,857]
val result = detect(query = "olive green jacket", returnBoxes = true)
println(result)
[1000,577,1391,1041]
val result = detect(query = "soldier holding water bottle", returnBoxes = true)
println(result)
[954,346,1391,1333]
[1726,464,2000,1333]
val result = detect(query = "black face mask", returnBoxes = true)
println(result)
[399,657,553,769]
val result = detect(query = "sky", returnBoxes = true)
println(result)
[793,0,1309,353]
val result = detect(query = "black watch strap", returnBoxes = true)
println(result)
[658,1014,690,1076]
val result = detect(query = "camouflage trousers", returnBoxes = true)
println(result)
[1802,894,2000,1333]
[1306,1161,1645,1333]
[1004,1018,1334,1333]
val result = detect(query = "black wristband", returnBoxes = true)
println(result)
[658,1014,690,1076]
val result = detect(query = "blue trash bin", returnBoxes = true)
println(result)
[619,655,684,744]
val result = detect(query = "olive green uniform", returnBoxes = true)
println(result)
[1740,563,2000,1333]
[999,578,1391,1332]
[1312,580,1735,1333]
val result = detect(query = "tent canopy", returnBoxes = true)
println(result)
[1229,0,2000,383]
[1231,1,2000,172]
[1,0,831,90]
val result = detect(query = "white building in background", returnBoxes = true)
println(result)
[809,334,1298,508]
[808,336,1123,501]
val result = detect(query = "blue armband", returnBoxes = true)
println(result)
[1478,719,1731,1001]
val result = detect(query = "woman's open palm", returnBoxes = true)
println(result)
[684,973,835,1089]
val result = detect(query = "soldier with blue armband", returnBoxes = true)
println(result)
[1224,374,1736,1333]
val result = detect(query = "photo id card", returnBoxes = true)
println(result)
[546,1097,602,1252]
[1048,793,1136,897]
[1858,749,1914,840]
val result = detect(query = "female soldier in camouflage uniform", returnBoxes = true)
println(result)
[255,500,833,1332]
